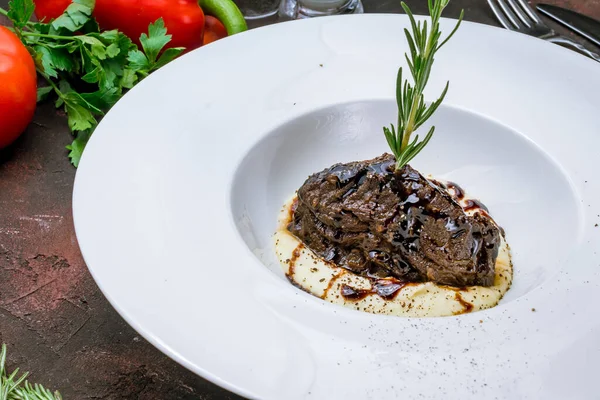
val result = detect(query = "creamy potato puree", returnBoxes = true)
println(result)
[274,191,512,317]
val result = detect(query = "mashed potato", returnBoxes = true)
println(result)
[274,191,512,317]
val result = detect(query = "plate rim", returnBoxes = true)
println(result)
[72,13,600,400]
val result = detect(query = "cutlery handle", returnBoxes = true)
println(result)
[548,36,600,62]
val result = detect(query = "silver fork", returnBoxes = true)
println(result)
[488,0,600,62]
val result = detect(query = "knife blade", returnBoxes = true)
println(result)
[537,3,600,48]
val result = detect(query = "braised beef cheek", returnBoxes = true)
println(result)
[287,154,500,287]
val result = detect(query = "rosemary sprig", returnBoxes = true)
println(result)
[0,344,62,400]
[384,0,463,171]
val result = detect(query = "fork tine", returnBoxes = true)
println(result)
[513,0,542,24]
[506,0,532,27]
[487,0,517,30]
[495,0,523,30]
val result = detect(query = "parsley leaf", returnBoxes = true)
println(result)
[140,18,171,64]
[106,43,120,58]
[98,30,119,41]
[29,21,52,34]
[64,99,97,131]
[83,31,135,88]
[154,47,185,70]
[59,81,100,131]
[126,49,149,73]
[127,49,148,68]
[99,58,125,89]
[120,68,138,88]
[66,129,93,167]
[77,36,107,60]
[37,86,53,102]
[80,88,120,109]
[52,0,94,32]
[108,31,136,61]
[7,0,34,29]
[80,17,100,34]
[127,20,182,76]
[34,46,59,78]
[33,44,74,78]
[81,66,102,84]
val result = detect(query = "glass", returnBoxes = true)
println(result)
[234,0,281,19]
[279,0,363,19]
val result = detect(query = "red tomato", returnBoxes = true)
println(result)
[33,0,72,20]
[0,27,37,149]
[34,0,206,52]
[93,0,205,51]
[203,15,227,45]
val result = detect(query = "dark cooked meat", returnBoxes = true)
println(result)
[288,153,501,287]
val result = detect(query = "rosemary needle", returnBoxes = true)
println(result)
[0,344,62,400]
[383,0,464,171]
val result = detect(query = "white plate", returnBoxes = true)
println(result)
[73,14,600,400]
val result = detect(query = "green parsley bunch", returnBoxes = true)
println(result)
[2,0,185,166]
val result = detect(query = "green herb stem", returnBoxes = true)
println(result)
[402,93,420,149]
[20,31,77,41]
[39,71,64,98]
[400,21,436,150]
[1,344,62,400]
[383,0,463,171]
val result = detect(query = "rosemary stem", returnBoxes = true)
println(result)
[387,0,462,171]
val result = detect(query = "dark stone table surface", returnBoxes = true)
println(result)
[0,0,598,398]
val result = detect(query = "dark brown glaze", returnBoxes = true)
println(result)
[341,284,371,300]
[432,179,501,240]
[321,270,343,299]
[340,279,408,301]
[445,181,465,200]
[291,245,303,261]
[429,178,447,190]
[464,199,489,213]
[431,179,492,217]
[286,243,304,280]
[288,153,501,287]
[287,276,309,292]
[454,292,474,313]
[372,280,407,300]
